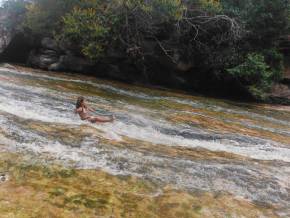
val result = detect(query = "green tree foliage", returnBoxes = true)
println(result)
[247,0,289,47]
[262,49,284,81]
[148,0,185,20]
[62,2,119,59]
[227,51,283,99]
[61,0,186,59]
[227,53,272,87]
[220,0,289,98]
[227,53,269,81]
[221,0,290,47]
[199,0,222,13]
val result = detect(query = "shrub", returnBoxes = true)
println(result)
[226,53,281,99]
[262,49,284,82]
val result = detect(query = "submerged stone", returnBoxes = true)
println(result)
[0,173,8,183]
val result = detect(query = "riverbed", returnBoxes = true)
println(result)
[0,66,289,217]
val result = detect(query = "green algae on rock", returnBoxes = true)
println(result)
[0,152,278,218]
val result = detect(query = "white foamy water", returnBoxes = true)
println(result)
[0,67,290,162]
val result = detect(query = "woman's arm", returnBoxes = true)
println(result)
[75,107,83,113]
[85,104,95,112]
[88,107,95,112]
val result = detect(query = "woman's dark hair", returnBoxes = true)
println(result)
[76,96,85,109]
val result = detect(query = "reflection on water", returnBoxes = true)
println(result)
[0,66,290,215]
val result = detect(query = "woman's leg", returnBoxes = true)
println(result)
[88,115,113,123]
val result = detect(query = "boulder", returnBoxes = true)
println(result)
[48,62,62,71]
[0,63,17,69]
[269,83,290,105]
[271,83,290,99]
[28,49,59,69]
[41,37,58,51]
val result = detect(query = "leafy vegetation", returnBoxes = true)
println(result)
[1,0,290,99]
[62,6,116,59]
[227,53,273,99]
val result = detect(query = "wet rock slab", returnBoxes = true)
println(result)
[0,66,290,217]
[0,152,280,218]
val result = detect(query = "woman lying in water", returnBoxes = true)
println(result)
[75,96,114,123]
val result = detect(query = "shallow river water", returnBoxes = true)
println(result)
[0,66,290,216]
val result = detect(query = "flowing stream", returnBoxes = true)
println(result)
[0,66,290,216]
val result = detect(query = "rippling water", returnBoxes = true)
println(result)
[0,66,290,216]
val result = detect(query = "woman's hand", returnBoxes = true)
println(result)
[110,115,115,121]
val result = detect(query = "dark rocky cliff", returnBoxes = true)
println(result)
[1,32,196,89]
